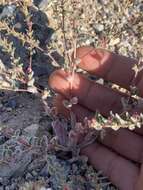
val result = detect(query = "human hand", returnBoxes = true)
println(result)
[49,46,143,190]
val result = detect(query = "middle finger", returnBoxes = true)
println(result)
[54,94,143,164]
[49,69,128,116]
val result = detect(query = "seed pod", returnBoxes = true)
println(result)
[27,86,38,93]
[70,97,78,105]
[111,124,120,131]
[129,124,135,130]
[74,58,81,65]
[27,78,35,87]
[63,100,72,109]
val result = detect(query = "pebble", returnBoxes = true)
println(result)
[39,0,49,10]
[109,38,120,46]
[25,173,34,181]
[14,22,22,30]
[24,124,39,137]
[4,99,18,109]
[6,107,12,112]
[31,170,38,177]
[95,24,104,32]
[139,4,143,11]
[40,164,49,177]
[0,5,16,19]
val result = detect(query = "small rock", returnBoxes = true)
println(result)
[34,0,50,10]
[5,99,18,109]
[14,22,22,30]
[24,124,39,137]
[40,164,49,177]
[25,173,34,181]
[95,24,104,32]
[85,39,93,45]
[109,38,120,46]
[31,170,38,177]
[0,5,16,19]
[138,3,143,12]
[39,0,49,10]
[6,107,12,112]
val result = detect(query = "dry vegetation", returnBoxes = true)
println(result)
[0,0,143,189]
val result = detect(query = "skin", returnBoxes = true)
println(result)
[49,46,143,190]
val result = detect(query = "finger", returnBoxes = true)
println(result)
[53,94,94,121]
[54,95,143,163]
[98,128,143,163]
[75,46,143,97]
[134,128,143,136]
[81,142,139,190]
[49,70,127,116]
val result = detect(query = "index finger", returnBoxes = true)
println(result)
[75,46,143,97]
